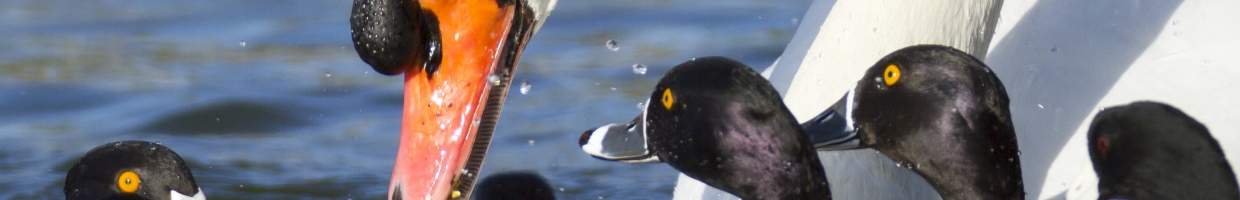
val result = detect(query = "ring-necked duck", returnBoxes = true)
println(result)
[64,140,204,200]
[579,57,831,199]
[1088,101,1239,199]
[806,45,1024,199]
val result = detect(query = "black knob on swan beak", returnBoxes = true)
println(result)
[350,0,442,76]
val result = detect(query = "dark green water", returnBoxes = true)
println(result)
[0,0,808,199]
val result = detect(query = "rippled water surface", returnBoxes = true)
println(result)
[0,0,808,199]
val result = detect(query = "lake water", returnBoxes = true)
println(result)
[0,0,809,199]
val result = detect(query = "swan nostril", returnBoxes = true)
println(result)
[419,9,442,78]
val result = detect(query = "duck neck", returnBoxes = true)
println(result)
[902,153,1024,200]
[741,161,832,199]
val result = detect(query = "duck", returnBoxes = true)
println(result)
[349,0,555,199]
[579,57,831,199]
[473,171,556,200]
[64,140,204,200]
[1087,101,1239,199]
[805,45,1024,199]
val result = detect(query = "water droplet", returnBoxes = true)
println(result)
[324,73,333,78]
[1037,104,1045,109]
[239,41,247,47]
[238,184,246,188]
[558,187,565,192]
[609,87,617,91]
[605,40,619,51]
[896,161,916,169]
[519,81,531,95]
[527,140,536,145]
[631,64,647,75]
[636,102,646,110]
[488,74,502,86]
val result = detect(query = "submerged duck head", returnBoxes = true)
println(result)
[807,45,1023,199]
[579,57,831,199]
[64,141,203,200]
[473,171,556,200]
[1088,101,1239,199]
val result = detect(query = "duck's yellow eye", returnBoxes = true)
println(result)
[661,88,675,110]
[883,64,901,86]
[116,170,141,193]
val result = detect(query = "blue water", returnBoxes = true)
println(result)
[0,0,809,199]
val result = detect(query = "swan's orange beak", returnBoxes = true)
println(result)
[350,0,542,199]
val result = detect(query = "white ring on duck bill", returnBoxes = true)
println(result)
[844,87,856,132]
[582,122,619,155]
[632,98,658,163]
[170,188,205,200]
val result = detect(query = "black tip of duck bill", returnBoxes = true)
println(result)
[804,90,864,150]
[350,0,442,76]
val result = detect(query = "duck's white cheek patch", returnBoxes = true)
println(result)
[170,188,205,200]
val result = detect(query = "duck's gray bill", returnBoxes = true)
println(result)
[803,91,862,150]
[579,116,660,163]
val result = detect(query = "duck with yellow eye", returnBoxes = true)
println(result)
[65,141,204,200]
[805,45,1024,199]
[579,57,832,199]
